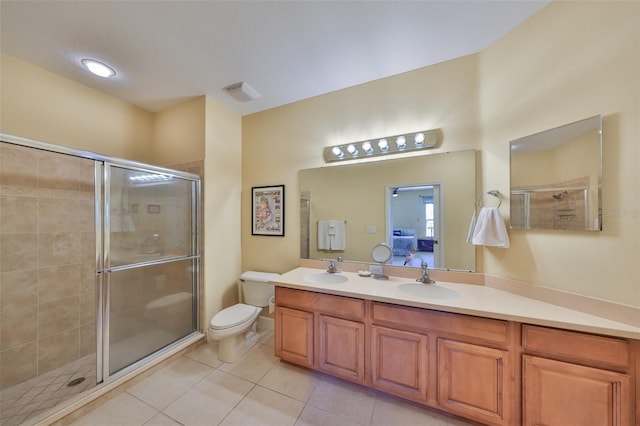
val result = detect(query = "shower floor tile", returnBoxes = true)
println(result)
[0,353,96,425]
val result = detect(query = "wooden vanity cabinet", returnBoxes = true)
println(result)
[521,325,635,426]
[274,287,366,384]
[274,305,314,367]
[370,325,429,402]
[371,302,515,426]
[275,286,639,426]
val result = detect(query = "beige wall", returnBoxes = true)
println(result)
[152,96,206,166]
[242,54,481,275]
[243,2,639,308]
[479,0,638,306]
[202,96,242,325]
[0,53,154,162]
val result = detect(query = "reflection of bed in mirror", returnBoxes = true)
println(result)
[392,229,417,256]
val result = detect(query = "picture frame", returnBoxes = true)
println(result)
[252,185,285,236]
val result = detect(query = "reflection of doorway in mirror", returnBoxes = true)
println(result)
[386,184,443,268]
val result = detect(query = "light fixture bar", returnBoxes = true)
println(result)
[323,129,441,163]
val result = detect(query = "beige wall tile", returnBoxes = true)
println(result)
[38,264,80,303]
[38,151,83,191]
[0,144,39,189]
[1,269,37,310]
[78,200,95,233]
[0,196,38,234]
[0,233,38,272]
[0,342,37,389]
[80,231,96,264]
[38,198,79,233]
[77,161,96,194]
[38,232,80,267]
[80,323,96,357]
[0,304,37,350]
[37,329,79,374]
[80,292,95,325]
[80,263,96,294]
[38,296,79,338]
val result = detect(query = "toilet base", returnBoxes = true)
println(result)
[212,322,259,363]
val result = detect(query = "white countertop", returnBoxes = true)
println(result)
[272,267,640,340]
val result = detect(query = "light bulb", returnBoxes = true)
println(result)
[346,144,358,156]
[414,132,425,146]
[396,136,406,149]
[81,59,116,78]
[332,146,344,157]
[362,141,373,153]
[378,138,389,151]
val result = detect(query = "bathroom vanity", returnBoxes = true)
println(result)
[272,267,640,426]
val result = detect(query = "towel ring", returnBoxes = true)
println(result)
[476,190,502,208]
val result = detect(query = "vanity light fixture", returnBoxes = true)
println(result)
[323,129,441,163]
[81,58,116,78]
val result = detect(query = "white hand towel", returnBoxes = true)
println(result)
[328,220,346,250]
[471,207,510,248]
[317,220,329,250]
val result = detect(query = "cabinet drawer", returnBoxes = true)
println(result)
[275,287,365,320]
[372,302,510,347]
[522,325,630,370]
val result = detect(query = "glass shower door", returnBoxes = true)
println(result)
[102,164,199,377]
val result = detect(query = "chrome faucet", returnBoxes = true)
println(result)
[417,261,435,284]
[326,257,342,274]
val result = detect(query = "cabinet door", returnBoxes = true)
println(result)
[371,325,428,402]
[274,306,314,367]
[437,339,510,426]
[523,355,633,426]
[317,315,365,383]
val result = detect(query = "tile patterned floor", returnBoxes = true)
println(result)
[59,331,476,426]
[0,354,96,426]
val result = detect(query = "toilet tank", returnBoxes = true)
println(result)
[239,271,279,307]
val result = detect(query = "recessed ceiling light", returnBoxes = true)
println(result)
[81,58,116,78]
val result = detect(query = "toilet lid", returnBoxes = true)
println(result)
[210,304,260,330]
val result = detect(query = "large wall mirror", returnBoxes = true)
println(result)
[300,150,476,271]
[510,115,602,231]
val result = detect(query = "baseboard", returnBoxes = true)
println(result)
[258,315,274,331]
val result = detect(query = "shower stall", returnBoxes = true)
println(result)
[0,134,200,424]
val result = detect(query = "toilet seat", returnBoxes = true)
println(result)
[210,303,260,330]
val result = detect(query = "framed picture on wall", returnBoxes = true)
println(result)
[252,185,285,236]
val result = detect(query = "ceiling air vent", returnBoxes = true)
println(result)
[223,81,261,102]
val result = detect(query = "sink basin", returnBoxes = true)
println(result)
[303,273,348,284]
[398,283,459,299]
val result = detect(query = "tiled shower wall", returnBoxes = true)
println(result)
[0,143,96,389]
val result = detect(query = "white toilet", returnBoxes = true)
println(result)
[208,271,279,362]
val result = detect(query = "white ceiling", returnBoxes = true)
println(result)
[0,1,549,116]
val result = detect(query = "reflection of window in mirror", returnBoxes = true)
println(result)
[425,199,434,237]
